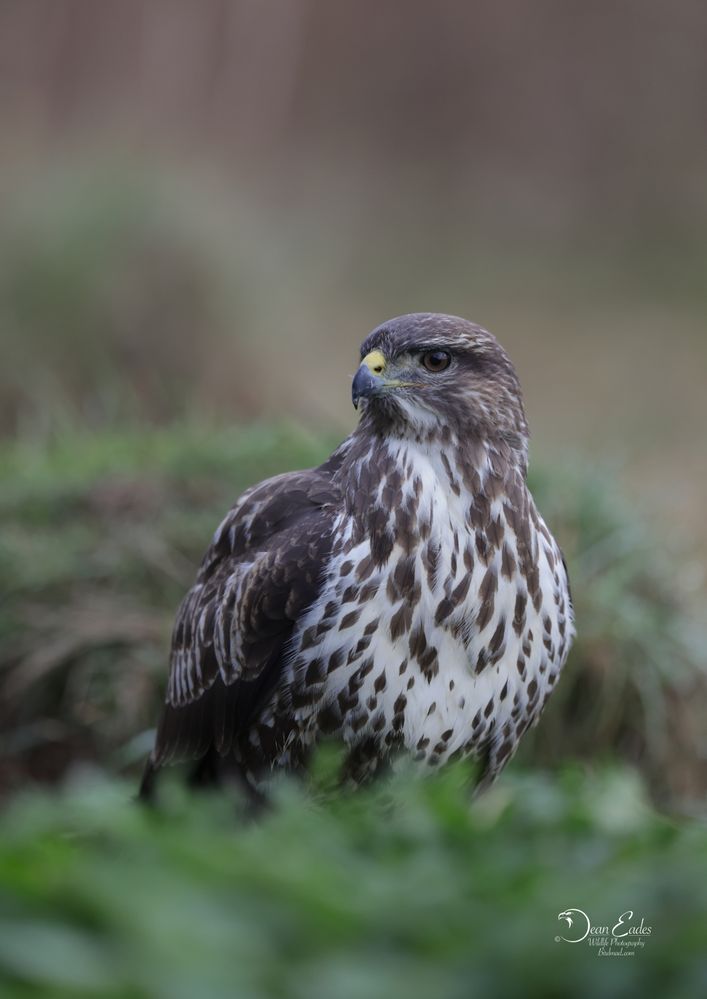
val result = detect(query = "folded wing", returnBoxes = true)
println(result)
[147,468,340,772]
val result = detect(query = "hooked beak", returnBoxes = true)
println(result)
[352,363,384,409]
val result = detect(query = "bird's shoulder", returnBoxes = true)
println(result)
[204,463,342,568]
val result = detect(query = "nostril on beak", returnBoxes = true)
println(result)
[352,364,381,409]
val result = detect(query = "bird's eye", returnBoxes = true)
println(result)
[421,350,451,372]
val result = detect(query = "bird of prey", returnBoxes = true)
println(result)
[140,313,574,800]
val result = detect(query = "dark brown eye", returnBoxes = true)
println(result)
[421,350,451,372]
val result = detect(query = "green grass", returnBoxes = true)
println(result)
[1,422,705,808]
[1,422,706,996]
[516,463,707,808]
[0,424,337,785]
[0,765,705,999]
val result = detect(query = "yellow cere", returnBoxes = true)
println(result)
[362,350,386,375]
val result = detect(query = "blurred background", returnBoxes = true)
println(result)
[1,4,706,995]
[2,0,707,524]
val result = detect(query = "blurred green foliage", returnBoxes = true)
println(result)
[0,423,705,811]
[0,765,705,999]
[0,172,259,434]
[0,424,336,787]
[517,464,707,807]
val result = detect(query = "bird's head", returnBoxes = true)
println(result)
[352,313,529,457]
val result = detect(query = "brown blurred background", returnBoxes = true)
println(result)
[1,0,706,553]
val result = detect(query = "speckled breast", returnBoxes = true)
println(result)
[283,439,573,783]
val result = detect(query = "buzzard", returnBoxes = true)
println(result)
[140,313,574,800]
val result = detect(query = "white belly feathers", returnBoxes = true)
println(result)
[286,439,573,781]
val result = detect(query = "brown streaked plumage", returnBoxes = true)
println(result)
[140,313,574,801]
